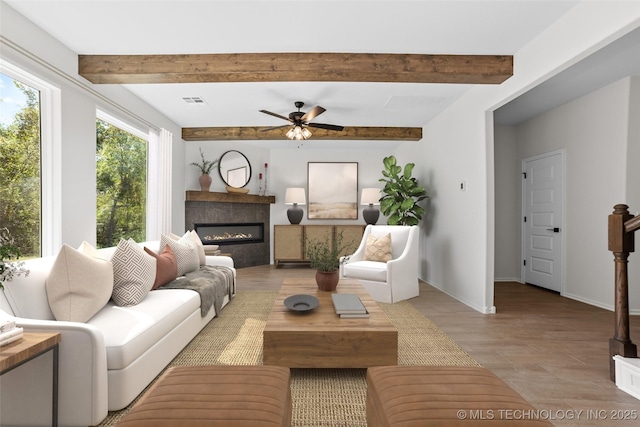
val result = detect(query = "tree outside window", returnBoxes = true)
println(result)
[96,118,147,248]
[0,73,41,258]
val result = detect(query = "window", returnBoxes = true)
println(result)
[96,112,148,248]
[0,71,42,258]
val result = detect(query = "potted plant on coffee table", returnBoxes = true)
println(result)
[305,231,349,291]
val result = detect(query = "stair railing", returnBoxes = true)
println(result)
[608,204,639,381]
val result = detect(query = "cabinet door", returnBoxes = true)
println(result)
[274,225,304,261]
[335,225,366,257]
[303,225,334,260]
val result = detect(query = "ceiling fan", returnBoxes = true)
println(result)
[259,101,344,140]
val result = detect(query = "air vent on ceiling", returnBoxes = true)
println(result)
[182,97,207,106]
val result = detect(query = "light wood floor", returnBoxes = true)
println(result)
[237,264,640,426]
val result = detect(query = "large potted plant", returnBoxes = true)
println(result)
[305,231,349,291]
[190,147,218,192]
[379,155,428,225]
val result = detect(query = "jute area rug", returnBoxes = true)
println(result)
[99,291,480,427]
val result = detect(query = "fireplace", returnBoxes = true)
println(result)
[194,223,264,246]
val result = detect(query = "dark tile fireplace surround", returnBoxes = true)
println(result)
[185,191,275,268]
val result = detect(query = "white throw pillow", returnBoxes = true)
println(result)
[111,238,156,306]
[161,234,199,276]
[45,243,113,322]
[186,230,206,265]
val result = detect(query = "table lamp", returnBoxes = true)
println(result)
[361,188,381,225]
[285,188,306,224]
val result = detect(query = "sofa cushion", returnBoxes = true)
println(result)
[161,234,199,276]
[45,243,114,322]
[87,289,202,370]
[342,260,388,282]
[111,239,156,306]
[364,233,392,262]
[144,245,178,290]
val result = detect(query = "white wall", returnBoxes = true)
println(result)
[406,2,640,313]
[515,77,633,310]
[1,3,185,247]
[494,125,521,281]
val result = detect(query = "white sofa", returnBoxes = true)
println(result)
[0,240,236,427]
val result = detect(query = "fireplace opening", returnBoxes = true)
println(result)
[194,222,264,245]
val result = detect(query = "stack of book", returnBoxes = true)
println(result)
[331,293,370,318]
[204,245,221,256]
[0,315,23,347]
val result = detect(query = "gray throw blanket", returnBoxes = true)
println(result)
[159,266,234,317]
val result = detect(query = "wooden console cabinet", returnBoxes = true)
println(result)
[274,224,365,267]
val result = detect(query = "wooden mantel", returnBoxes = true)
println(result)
[186,191,275,204]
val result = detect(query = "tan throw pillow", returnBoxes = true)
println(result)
[364,233,392,262]
[46,243,113,322]
[144,244,178,290]
[111,239,156,306]
[161,234,199,276]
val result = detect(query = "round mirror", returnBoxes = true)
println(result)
[218,150,252,188]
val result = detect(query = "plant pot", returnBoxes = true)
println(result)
[315,270,339,291]
[199,174,212,192]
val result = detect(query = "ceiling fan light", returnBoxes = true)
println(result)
[286,127,295,139]
[302,128,312,139]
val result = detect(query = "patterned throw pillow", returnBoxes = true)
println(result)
[161,234,199,276]
[364,233,393,262]
[111,238,156,306]
[46,243,113,322]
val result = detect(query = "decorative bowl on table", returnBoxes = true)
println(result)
[284,294,319,312]
[225,186,250,194]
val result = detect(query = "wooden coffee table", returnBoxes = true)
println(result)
[263,278,398,368]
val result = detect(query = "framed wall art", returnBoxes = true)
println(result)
[307,162,358,219]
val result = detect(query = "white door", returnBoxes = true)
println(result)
[522,151,564,292]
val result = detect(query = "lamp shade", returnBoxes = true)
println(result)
[285,188,306,205]
[360,188,381,206]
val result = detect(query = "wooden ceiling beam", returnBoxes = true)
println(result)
[182,126,422,141]
[79,53,512,84]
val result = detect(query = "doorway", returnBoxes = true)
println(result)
[521,150,565,293]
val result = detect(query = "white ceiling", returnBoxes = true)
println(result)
[7,1,637,143]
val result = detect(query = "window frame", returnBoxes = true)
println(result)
[0,59,62,257]
[96,109,152,243]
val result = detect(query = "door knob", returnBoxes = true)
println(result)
[546,227,560,232]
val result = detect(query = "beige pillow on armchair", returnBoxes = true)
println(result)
[364,233,392,262]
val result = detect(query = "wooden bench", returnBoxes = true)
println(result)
[367,366,553,426]
[118,365,291,427]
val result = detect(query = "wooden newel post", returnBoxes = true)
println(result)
[608,204,637,381]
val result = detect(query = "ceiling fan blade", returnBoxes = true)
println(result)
[259,110,293,122]
[300,106,326,122]
[307,122,344,131]
[260,125,290,132]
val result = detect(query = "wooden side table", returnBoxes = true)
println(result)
[1,332,61,427]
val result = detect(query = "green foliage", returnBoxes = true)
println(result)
[0,227,29,288]
[96,119,147,248]
[305,231,349,273]
[0,78,41,258]
[190,147,218,175]
[379,155,428,226]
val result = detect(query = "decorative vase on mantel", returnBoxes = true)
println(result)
[315,270,339,291]
[199,174,212,192]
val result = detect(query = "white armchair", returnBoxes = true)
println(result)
[339,225,419,303]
